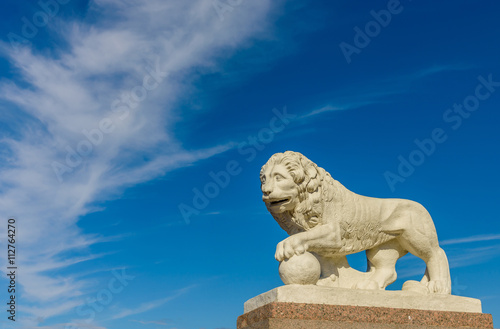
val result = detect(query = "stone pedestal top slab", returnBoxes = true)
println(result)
[244,285,483,314]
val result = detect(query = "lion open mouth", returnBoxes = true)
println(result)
[269,198,289,206]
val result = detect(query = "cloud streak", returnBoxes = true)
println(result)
[130,319,170,326]
[397,234,500,280]
[300,63,474,120]
[0,0,280,326]
[441,233,500,246]
[111,285,196,320]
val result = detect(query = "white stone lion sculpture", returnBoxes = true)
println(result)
[260,151,451,294]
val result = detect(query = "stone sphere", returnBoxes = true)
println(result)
[279,252,321,285]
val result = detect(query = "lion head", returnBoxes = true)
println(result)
[260,151,336,234]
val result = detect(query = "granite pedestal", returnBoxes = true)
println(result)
[237,286,494,329]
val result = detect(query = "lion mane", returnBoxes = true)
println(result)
[260,151,337,233]
[261,151,391,252]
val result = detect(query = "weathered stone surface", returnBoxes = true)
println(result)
[244,285,483,314]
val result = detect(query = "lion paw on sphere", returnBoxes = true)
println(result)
[279,252,321,285]
[261,151,451,294]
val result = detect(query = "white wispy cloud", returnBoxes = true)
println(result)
[130,319,170,326]
[414,63,475,79]
[447,245,500,269]
[110,285,196,320]
[300,102,376,119]
[300,105,344,118]
[16,326,107,329]
[300,63,474,120]
[396,241,500,280]
[0,0,280,326]
[441,233,500,246]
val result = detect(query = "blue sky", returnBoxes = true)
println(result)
[0,0,499,328]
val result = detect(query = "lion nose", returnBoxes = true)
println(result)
[262,183,272,196]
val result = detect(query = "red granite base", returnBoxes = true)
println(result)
[237,302,494,329]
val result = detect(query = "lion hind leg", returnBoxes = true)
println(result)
[355,241,407,290]
[425,247,451,294]
[401,243,451,294]
[380,212,412,236]
[380,217,406,235]
[421,267,430,284]
[390,209,451,294]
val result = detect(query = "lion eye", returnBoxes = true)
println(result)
[261,175,266,183]
[275,174,284,181]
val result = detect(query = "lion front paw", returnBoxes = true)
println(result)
[354,279,381,290]
[275,235,307,261]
